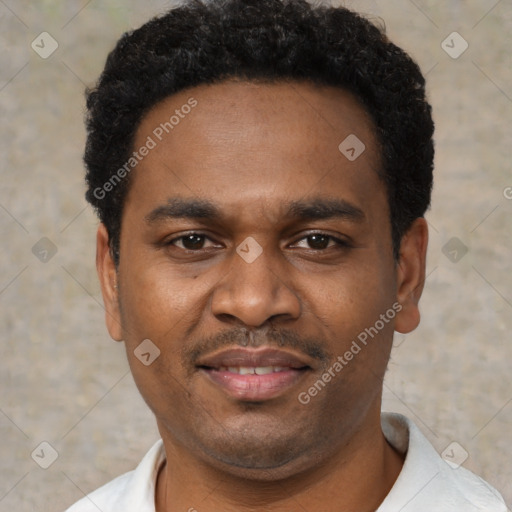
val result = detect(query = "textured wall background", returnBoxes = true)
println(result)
[0,1,511,510]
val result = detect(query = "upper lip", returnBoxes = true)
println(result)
[196,347,312,370]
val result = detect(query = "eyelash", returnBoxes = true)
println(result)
[166,232,349,252]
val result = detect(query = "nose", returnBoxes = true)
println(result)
[210,242,301,327]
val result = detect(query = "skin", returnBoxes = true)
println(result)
[96,80,428,512]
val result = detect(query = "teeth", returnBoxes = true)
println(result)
[220,366,288,374]
[254,366,274,375]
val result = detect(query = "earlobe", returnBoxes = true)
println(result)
[96,224,124,341]
[394,218,428,334]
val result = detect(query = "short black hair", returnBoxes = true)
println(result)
[84,0,434,264]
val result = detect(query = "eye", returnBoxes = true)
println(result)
[292,233,348,250]
[168,233,218,251]
[165,232,348,253]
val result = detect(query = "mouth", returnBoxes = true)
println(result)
[196,347,313,401]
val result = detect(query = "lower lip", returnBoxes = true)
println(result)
[200,368,308,401]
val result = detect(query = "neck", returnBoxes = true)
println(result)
[155,409,404,512]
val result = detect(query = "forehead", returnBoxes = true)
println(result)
[126,80,386,226]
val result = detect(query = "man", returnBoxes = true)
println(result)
[66,0,507,510]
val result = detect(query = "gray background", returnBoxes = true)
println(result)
[1,0,511,510]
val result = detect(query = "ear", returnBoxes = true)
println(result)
[394,218,428,334]
[96,223,123,341]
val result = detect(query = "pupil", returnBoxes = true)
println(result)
[309,234,328,249]
[184,234,204,250]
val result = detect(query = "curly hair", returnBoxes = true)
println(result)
[84,0,434,264]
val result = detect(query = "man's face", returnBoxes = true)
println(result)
[99,81,420,479]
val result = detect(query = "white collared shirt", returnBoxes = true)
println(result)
[64,412,507,511]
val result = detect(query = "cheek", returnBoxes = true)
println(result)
[310,258,394,319]
[303,259,397,373]
[117,264,197,407]
[118,261,199,344]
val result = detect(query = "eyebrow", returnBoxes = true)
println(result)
[145,197,365,225]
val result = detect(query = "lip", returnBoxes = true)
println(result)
[196,347,312,369]
[196,347,313,401]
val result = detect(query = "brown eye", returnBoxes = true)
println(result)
[181,234,205,250]
[293,233,347,250]
[171,234,210,250]
[306,234,331,250]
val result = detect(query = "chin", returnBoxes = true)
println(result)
[192,424,324,482]
[205,451,313,482]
